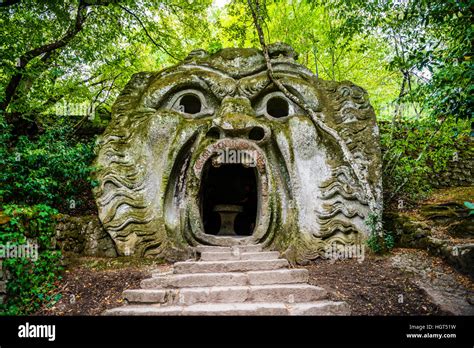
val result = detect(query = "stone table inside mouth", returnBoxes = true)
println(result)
[213,204,244,236]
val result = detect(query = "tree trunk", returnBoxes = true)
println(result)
[393,71,407,126]
[1,1,89,113]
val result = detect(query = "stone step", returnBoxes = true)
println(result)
[286,301,351,315]
[123,289,168,303]
[172,259,289,274]
[124,284,327,305]
[141,269,309,288]
[243,284,326,303]
[196,244,262,253]
[104,301,350,316]
[142,272,247,288]
[247,269,309,285]
[200,251,280,261]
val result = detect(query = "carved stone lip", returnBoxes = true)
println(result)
[189,138,271,246]
[193,138,267,179]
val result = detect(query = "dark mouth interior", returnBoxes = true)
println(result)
[200,163,258,236]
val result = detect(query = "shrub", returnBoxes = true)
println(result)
[0,204,62,315]
[0,114,96,314]
[365,214,394,254]
[366,232,395,255]
[380,117,470,203]
[0,114,97,212]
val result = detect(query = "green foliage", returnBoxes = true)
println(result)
[214,0,401,114]
[2,0,470,125]
[0,0,214,118]
[0,114,76,314]
[464,202,474,216]
[208,40,224,54]
[366,232,395,255]
[0,204,62,315]
[381,117,470,201]
[0,114,96,210]
[365,214,395,254]
[349,0,473,121]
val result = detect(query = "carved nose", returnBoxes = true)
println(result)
[207,96,271,142]
[206,126,221,139]
[248,126,265,141]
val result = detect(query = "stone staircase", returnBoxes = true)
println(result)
[104,244,351,315]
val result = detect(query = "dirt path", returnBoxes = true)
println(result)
[390,249,474,315]
[305,251,448,315]
[37,257,171,316]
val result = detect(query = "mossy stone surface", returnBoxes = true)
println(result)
[94,44,382,261]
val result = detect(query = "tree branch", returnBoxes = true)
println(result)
[28,73,109,116]
[73,73,121,132]
[1,0,90,112]
[247,0,381,231]
[118,5,178,61]
[93,73,121,111]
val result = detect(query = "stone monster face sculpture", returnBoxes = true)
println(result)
[94,44,382,262]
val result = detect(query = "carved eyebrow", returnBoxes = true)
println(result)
[165,65,238,100]
[195,75,236,100]
[141,74,212,109]
[238,71,315,102]
[142,66,238,108]
[179,64,234,79]
[237,72,271,99]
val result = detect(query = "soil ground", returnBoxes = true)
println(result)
[37,248,473,316]
[307,248,473,315]
[37,257,172,316]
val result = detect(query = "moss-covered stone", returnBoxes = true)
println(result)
[55,215,117,257]
[94,43,382,261]
[385,191,474,278]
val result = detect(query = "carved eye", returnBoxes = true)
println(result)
[255,91,295,120]
[169,89,210,117]
[266,96,289,118]
[177,94,201,114]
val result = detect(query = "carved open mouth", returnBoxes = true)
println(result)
[191,138,269,246]
[200,162,258,237]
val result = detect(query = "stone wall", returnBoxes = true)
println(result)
[380,127,473,189]
[54,215,117,257]
[431,145,474,188]
[385,201,474,278]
